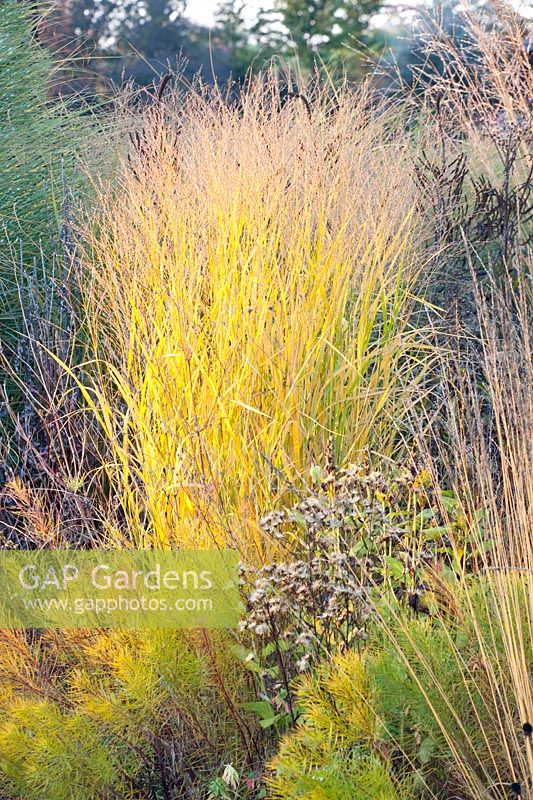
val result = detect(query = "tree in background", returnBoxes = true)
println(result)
[110,0,200,86]
[40,0,122,94]
[43,0,387,89]
[253,0,384,73]
[44,0,257,89]
[45,0,199,88]
[212,0,258,81]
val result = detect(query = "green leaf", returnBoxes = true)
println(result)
[383,555,404,580]
[242,700,274,720]
[422,526,450,540]
[259,713,284,728]
[310,464,322,483]
[440,493,460,512]
[418,736,436,764]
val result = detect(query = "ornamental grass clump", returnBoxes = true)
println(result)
[0,2,95,343]
[71,76,431,554]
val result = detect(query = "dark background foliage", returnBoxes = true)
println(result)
[36,0,405,92]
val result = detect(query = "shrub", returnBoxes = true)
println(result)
[268,649,414,800]
[239,457,464,669]
[0,699,135,800]
[0,628,262,800]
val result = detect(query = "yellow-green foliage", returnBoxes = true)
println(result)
[0,629,254,800]
[295,648,376,743]
[268,650,412,800]
[73,79,429,554]
[0,699,134,800]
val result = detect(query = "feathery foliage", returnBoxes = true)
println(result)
[0,628,259,800]
[269,650,414,800]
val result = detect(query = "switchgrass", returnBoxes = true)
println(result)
[71,79,432,554]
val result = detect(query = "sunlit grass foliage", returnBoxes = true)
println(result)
[73,80,431,553]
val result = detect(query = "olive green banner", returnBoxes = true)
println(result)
[0,550,240,629]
